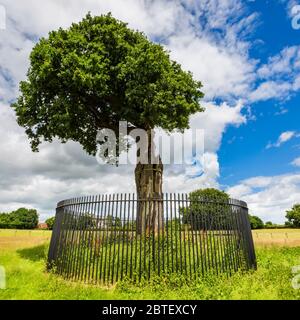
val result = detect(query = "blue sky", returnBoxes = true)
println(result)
[219,0,300,187]
[0,0,299,223]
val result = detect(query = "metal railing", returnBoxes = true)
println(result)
[48,194,256,284]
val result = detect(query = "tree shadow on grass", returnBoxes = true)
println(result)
[17,244,48,262]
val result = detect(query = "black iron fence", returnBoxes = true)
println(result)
[48,194,256,284]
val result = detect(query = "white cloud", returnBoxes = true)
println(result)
[226,184,252,198]
[164,152,220,193]
[291,157,300,167]
[0,25,35,100]
[275,107,289,116]
[2,0,190,40]
[227,173,300,223]
[266,131,299,149]
[250,46,300,102]
[249,81,292,102]
[0,0,259,104]
[167,34,255,100]
[190,101,246,152]
[257,46,300,79]
[242,176,273,188]
[279,131,298,143]
[0,0,296,105]
[293,75,300,90]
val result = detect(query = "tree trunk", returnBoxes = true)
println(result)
[135,130,163,235]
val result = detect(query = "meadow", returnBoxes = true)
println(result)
[0,229,299,300]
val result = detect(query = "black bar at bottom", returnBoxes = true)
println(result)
[0,300,296,319]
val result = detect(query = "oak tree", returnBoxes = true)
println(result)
[12,13,204,233]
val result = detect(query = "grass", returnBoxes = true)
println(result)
[253,228,300,247]
[53,228,247,284]
[0,229,299,300]
[0,229,51,250]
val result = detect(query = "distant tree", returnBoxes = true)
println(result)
[265,221,273,228]
[45,216,56,230]
[285,221,293,227]
[248,215,264,229]
[9,208,39,229]
[182,188,230,230]
[286,204,300,228]
[0,209,38,229]
[0,213,12,228]
[189,188,230,201]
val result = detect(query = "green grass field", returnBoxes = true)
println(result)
[0,229,299,300]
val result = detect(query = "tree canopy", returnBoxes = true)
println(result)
[286,204,300,228]
[12,13,204,157]
[45,216,55,230]
[182,188,230,230]
[248,215,264,229]
[188,188,229,202]
[0,208,39,229]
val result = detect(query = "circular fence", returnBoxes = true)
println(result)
[47,194,256,284]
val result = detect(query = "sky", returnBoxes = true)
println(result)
[0,0,299,223]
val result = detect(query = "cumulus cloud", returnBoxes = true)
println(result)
[250,46,300,102]
[164,152,220,192]
[190,101,246,152]
[0,0,259,103]
[227,173,300,223]
[257,46,300,79]
[266,131,300,149]
[291,157,300,167]
[250,81,292,102]
[167,34,255,100]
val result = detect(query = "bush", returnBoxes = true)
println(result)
[249,215,264,229]
[285,204,300,228]
[264,221,275,229]
[45,217,55,230]
[285,221,293,227]
[264,221,286,229]
[0,213,12,228]
[0,208,38,229]
[181,188,230,231]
